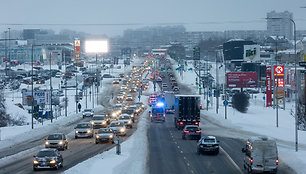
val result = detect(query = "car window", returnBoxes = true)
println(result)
[202,138,216,143]
[76,123,91,128]
[119,116,130,119]
[84,109,92,112]
[110,122,123,127]
[93,116,105,120]
[186,127,199,131]
[98,129,113,133]
[37,150,56,157]
[47,134,63,140]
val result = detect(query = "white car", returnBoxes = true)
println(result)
[118,114,133,128]
[121,85,127,90]
[126,95,133,101]
[108,121,126,136]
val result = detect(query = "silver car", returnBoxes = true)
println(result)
[118,114,133,128]
[75,122,94,139]
[90,115,108,129]
[44,133,68,151]
[95,128,115,144]
[82,109,94,118]
[109,121,126,136]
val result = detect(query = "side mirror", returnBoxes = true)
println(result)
[242,148,246,153]
[44,138,47,141]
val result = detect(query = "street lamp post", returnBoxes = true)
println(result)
[267,17,298,151]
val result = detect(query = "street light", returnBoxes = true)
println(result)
[266,17,298,151]
[85,40,109,108]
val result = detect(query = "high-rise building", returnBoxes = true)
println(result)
[267,11,293,40]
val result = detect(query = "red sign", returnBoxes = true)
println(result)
[274,65,284,76]
[266,66,272,107]
[227,72,258,88]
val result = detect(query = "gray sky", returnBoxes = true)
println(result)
[0,0,306,36]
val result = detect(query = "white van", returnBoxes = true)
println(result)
[242,136,278,174]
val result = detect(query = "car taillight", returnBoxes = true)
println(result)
[195,122,199,125]
[196,130,201,133]
[276,158,278,165]
[250,158,253,165]
[184,130,190,133]
[179,122,183,125]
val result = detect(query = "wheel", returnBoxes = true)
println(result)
[130,125,133,129]
[95,140,98,144]
[60,161,64,167]
[65,144,68,150]
[112,141,114,144]
[215,150,219,155]
[75,136,78,139]
[33,167,37,171]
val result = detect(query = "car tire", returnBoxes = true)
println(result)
[95,140,98,144]
[215,150,219,155]
[33,167,37,171]
[130,125,133,129]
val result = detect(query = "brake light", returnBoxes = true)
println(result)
[179,122,183,125]
[195,122,199,125]
[276,158,279,165]
[184,130,190,133]
[196,130,201,133]
[250,158,253,165]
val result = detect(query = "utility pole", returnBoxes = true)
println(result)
[64,52,67,117]
[216,51,219,114]
[49,52,53,122]
[75,73,78,114]
[31,45,34,129]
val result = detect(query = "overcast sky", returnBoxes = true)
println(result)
[0,0,306,37]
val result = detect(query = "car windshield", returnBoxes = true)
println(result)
[110,122,124,127]
[202,139,216,143]
[185,127,199,131]
[93,116,105,120]
[84,109,92,112]
[47,134,63,140]
[37,150,56,157]
[152,107,164,113]
[119,116,130,120]
[122,109,134,114]
[98,129,113,133]
[76,123,91,128]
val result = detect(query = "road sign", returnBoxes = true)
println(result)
[223,100,228,106]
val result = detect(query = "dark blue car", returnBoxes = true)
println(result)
[197,136,220,155]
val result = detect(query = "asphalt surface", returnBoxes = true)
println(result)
[148,59,296,174]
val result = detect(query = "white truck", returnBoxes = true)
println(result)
[164,91,175,114]
[242,136,278,174]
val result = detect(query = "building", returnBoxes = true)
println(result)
[267,11,293,40]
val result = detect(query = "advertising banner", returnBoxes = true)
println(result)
[266,66,272,107]
[22,90,50,106]
[243,45,260,62]
[226,72,258,88]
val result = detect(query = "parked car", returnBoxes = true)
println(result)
[108,121,126,136]
[197,136,220,155]
[242,136,278,174]
[182,125,201,140]
[44,133,68,150]
[95,128,115,144]
[82,109,94,118]
[33,149,63,171]
[74,122,94,139]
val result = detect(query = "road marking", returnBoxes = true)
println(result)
[187,163,190,167]
[220,146,243,174]
[177,146,180,149]
[191,170,194,174]
[180,150,183,153]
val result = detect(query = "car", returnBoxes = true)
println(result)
[121,85,127,90]
[156,77,162,82]
[82,109,94,118]
[197,136,220,155]
[36,79,45,84]
[130,87,137,92]
[33,149,63,171]
[95,128,115,144]
[55,72,62,78]
[103,74,115,78]
[121,108,136,122]
[118,114,133,128]
[117,94,125,101]
[108,121,126,136]
[173,86,180,93]
[119,90,126,95]
[162,83,168,88]
[112,79,120,84]
[182,125,201,140]
[126,95,133,101]
[90,115,108,129]
[44,133,68,151]
[74,122,94,139]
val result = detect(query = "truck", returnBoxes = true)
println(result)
[164,91,175,114]
[174,95,200,130]
[149,102,165,122]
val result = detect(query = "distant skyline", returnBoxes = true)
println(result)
[0,0,305,37]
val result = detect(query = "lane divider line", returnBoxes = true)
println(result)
[220,146,243,174]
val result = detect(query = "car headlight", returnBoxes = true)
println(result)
[112,113,116,117]
[45,141,49,145]
[87,130,91,133]
[59,141,63,145]
[102,121,106,124]
[96,135,100,139]
[90,121,94,125]
[75,130,79,133]
[33,160,39,164]
[120,128,125,132]
[200,145,204,148]
[109,135,113,138]
[128,121,132,124]
[83,113,85,115]
[50,160,56,164]
[91,113,94,115]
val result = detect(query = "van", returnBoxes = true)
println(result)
[242,136,278,174]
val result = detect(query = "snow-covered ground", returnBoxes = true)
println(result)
[171,58,306,174]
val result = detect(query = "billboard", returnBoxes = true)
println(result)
[266,66,272,107]
[243,45,260,62]
[75,39,81,62]
[227,72,258,88]
[22,90,50,106]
